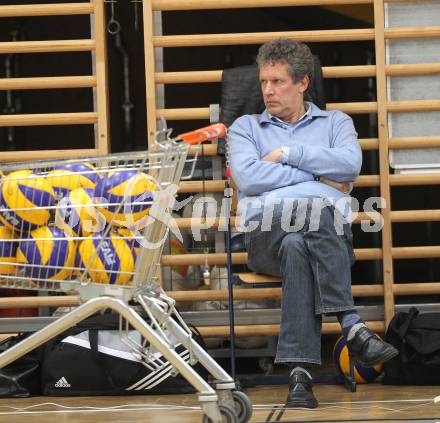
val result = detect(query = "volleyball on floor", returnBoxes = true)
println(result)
[0,170,56,233]
[46,162,99,199]
[95,170,157,227]
[77,232,136,285]
[0,225,18,275]
[16,225,76,281]
[55,187,103,237]
[333,336,383,383]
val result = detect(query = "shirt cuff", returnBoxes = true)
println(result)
[287,145,302,167]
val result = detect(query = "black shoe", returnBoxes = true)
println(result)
[285,370,318,409]
[347,326,398,367]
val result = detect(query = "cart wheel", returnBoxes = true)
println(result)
[202,404,238,423]
[232,390,253,423]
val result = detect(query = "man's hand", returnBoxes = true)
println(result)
[262,148,282,163]
[319,176,353,194]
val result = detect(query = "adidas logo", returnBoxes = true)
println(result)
[54,377,71,388]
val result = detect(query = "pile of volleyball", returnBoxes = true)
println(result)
[0,162,158,285]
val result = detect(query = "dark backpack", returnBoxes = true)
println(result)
[0,333,45,397]
[383,307,440,385]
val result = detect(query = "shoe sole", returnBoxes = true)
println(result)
[285,400,319,409]
[357,346,399,367]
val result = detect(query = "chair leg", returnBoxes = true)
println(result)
[225,193,237,381]
[342,353,357,392]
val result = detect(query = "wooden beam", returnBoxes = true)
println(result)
[0,3,94,17]
[0,112,98,127]
[373,0,395,326]
[392,246,440,260]
[0,76,96,90]
[389,136,440,149]
[154,63,440,84]
[94,0,110,154]
[143,0,158,146]
[152,0,373,11]
[160,248,383,266]
[197,321,385,337]
[0,296,80,309]
[169,284,384,301]
[388,100,440,113]
[179,180,226,193]
[393,282,440,295]
[385,26,440,40]
[153,29,375,48]
[0,39,95,54]
[0,149,98,162]
[153,27,440,48]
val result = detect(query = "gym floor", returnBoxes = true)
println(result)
[0,384,439,422]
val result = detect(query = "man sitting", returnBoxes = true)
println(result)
[229,38,398,408]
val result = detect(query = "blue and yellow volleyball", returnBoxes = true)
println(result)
[77,232,136,285]
[95,170,157,227]
[0,170,56,233]
[47,162,99,199]
[333,336,383,383]
[55,188,104,237]
[0,225,18,275]
[116,227,141,255]
[16,225,76,281]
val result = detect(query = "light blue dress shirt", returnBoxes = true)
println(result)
[229,102,362,223]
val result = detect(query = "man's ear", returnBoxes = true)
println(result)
[298,75,310,93]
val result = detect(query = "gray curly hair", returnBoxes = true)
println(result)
[256,38,314,85]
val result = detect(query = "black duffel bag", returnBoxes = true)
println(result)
[383,306,440,385]
[42,312,208,396]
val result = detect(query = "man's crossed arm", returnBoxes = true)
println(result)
[262,147,354,194]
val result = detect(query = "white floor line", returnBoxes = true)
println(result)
[253,398,437,407]
[0,407,201,416]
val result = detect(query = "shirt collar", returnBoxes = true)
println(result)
[258,101,329,125]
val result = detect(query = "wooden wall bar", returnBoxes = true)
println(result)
[141,0,440,336]
[0,76,97,90]
[177,173,440,192]
[156,100,440,121]
[152,0,375,11]
[151,0,424,11]
[0,149,98,163]
[152,27,440,48]
[0,1,109,160]
[155,63,440,84]
[0,3,94,17]
[2,1,438,338]
[186,137,440,154]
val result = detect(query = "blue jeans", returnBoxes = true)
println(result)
[244,198,356,365]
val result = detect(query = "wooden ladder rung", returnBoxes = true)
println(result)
[197,321,386,337]
[0,3,94,18]
[0,76,96,91]
[0,112,98,127]
[0,39,95,54]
